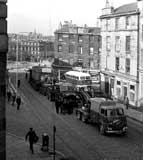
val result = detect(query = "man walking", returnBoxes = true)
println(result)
[25,72,28,80]
[125,96,129,110]
[16,95,21,110]
[7,90,11,102]
[17,79,20,88]
[25,128,37,154]
[12,92,16,106]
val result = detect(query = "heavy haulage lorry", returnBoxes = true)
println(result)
[76,97,128,135]
[29,65,52,91]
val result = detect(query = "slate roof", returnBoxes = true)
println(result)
[114,2,138,14]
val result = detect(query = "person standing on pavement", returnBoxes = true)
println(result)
[17,79,20,88]
[55,101,60,114]
[25,128,37,154]
[25,72,28,80]
[16,95,21,110]
[7,90,11,102]
[12,92,16,106]
[125,96,129,109]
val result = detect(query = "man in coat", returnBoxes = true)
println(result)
[12,92,16,106]
[7,90,11,102]
[16,96,21,110]
[25,128,37,154]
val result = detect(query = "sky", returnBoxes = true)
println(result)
[8,0,136,35]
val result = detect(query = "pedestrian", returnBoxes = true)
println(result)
[25,72,28,80]
[17,79,20,88]
[125,96,129,110]
[16,95,21,110]
[25,128,38,154]
[7,90,11,102]
[55,101,60,114]
[12,92,16,106]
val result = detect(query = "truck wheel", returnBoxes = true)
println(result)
[99,124,105,135]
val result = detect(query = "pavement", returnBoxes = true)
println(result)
[6,102,143,160]
[6,78,143,160]
[6,133,63,160]
[6,79,65,160]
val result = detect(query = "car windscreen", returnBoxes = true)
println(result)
[106,108,124,116]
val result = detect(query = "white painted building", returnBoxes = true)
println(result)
[100,0,143,107]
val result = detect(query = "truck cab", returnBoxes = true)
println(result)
[98,103,127,135]
[76,98,128,135]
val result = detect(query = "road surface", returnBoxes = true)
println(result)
[7,73,143,160]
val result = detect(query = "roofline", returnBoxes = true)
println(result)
[54,31,101,36]
[100,10,140,19]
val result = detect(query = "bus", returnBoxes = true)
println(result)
[64,71,92,91]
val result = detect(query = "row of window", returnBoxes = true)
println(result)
[9,46,40,52]
[106,36,131,52]
[19,42,39,46]
[115,57,130,74]
[105,15,136,31]
[58,45,95,55]
[116,81,135,102]
[58,34,97,43]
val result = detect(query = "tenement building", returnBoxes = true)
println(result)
[100,0,143,107]
[54,21,101,69]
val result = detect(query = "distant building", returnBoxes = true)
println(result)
[8,32,54,62]
[100,0,143,107]
[54,21,101,69]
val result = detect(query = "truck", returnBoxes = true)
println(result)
[76,97,128,135]
[53,82,91,114]
[29,65,52,91]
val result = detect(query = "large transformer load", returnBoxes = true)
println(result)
[29,65,52,91]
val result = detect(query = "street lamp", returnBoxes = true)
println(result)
[16,32,30,94]
[16,34,19,94]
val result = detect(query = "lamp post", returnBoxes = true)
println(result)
[16,32,30,93]
[16,34,19,94]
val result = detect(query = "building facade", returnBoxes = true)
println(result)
[54,21,101,69]
[100,0,143,107]
[8,32,54,62]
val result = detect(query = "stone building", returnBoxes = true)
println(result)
[54,21,101,69]
[100,0,143,107]
[8,32,54,62]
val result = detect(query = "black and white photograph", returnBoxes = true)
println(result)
[0,0,143,159]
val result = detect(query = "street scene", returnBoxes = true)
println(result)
[1,0,143,160]
[6,61,143,160]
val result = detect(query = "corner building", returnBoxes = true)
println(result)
[54,21,101,69]
[100,1,143,107]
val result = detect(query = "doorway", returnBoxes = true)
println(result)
[123,86,127,99]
